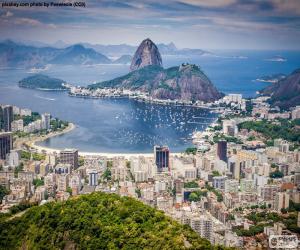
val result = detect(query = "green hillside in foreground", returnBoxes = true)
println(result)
[0,192,227,250]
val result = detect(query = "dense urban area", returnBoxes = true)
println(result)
[0,93,300,249]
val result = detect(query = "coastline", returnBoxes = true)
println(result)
[25,122,183,158]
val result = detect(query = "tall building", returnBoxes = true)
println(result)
[7,149,20,167]
[0,132,13,160]
[274,192,290,212]
[154,145,169,172]
[3,105,13,132]
[224,179,239,193]
[261,185,279,202]
[222,120,238,136]
[190,216,213,242]
[213,176,227,190]
[294,167,300,186]
[0,106,3,131]
[88,170,98,186]
[60,149,78,169]
[217,140,227,162]
[41,113,51,130]
[240,179,254,192]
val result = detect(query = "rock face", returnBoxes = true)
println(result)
[260,68,300,109]
[130,38,162,71]
[89,63,223,102]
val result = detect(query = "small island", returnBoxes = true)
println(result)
[18,74,67,90]
[255,73,286,83]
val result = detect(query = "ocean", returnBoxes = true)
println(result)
[0,50,299,153]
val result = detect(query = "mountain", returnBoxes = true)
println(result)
[18,74,67,90]
[49,44,111,65]
[113,54,132,64]
[0,192,218,249]
[157,42,177,54]
[82,43,136,57]
[0,40,210,68]
[130,38,162,71]
[0,40,110,68]
[0,40,60,68]
[260,68,300,109]
[90,64,223,102]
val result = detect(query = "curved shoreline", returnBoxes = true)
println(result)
[27,123,183,158]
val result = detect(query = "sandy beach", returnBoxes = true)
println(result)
[24,122,183,158]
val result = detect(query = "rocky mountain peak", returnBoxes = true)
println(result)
[130,38,162,71]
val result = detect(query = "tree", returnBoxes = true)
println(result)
[0,185,9,200]
[33,179,44,188]
[212,170,221,177]
[66,187,72,196]
[184,181,199,188]
[270,170,284,179]
[188,192,200,202]
[102,168,111,181]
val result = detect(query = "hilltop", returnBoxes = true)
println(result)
[0,192,223,249]
[260,68,300,109]
[130,38,162,71]
[89,63,223,102]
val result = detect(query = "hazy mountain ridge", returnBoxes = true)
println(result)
[0,40,111,68]
[260,68,300,109]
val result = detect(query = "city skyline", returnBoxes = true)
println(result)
[0,0,300,50]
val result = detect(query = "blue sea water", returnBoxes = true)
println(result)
[0,50,299,153]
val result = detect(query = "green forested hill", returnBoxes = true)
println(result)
[0,192,225,250]
[18,74,66,90]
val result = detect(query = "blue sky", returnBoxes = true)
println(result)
[0,0,300,49]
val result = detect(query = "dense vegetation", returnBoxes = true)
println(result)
[89,65,164,89]
[239,119,300,147]
[185,147,197,155]
[14,111,40,126]
[18,74,66,90]
[0,185,9,201]
[21,150,45,161]
[0,192,226,249]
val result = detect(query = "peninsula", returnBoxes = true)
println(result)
[71,38,223,103]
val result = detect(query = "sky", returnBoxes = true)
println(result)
[0,0,300,50]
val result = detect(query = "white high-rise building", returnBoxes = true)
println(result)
[190,216,213,242]
[41,113,51,130]
[225,179,239,193]
[11,120,24,132]
[213,176,227,190]
[7,150,20,167]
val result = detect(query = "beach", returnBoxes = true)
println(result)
[24,122,183,158]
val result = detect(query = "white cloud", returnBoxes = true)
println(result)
[179,0,236,7]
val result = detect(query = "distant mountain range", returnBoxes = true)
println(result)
[0,40,111,68]
[0,39,210,68]
[260,68,300,109]
[82,41,209,57]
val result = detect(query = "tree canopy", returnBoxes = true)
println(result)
[0,192,228,249]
